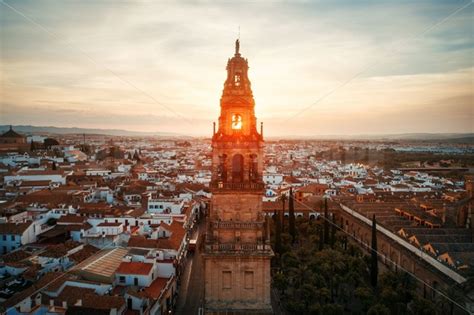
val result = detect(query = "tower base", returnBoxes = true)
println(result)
[203,252,273,314]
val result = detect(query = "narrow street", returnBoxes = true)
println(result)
[175,220,206,315]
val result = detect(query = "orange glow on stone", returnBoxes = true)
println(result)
[231,114,242,129]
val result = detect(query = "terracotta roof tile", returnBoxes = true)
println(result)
[116,262,153,275]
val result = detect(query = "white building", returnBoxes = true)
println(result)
[115,261,155,287]
[147,198,184,214]
[4,168,70,185]
[0,222,36,254]
[263,172,284,185]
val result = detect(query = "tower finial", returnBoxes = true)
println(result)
[235,38,240,55]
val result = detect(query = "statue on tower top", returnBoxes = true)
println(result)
[235,39,240,55]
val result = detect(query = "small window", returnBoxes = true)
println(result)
[2,235,6,241]
[222,271,232,289]
[10,235,14,241]
[120,276,125,283]
[234,74,241,86]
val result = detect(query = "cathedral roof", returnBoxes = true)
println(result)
[1,126,24,138]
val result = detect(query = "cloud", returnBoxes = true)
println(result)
[0,0,472,136]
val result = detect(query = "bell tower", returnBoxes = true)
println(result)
[203,40,273,314]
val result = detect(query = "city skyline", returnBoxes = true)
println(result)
[1,0,473,137]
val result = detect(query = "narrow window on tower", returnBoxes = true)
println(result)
[232,114,242,130]
[234,73,241,86]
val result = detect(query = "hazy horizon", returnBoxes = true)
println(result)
[1,1,473,137]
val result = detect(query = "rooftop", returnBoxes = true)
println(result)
[115,261,153,275]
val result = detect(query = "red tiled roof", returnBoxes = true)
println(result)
[115,262,153,275]
[143,277,169,299]
[57,215,87,224]
[0,222,32,235]
[98,222,122,227]
[128,221,185,251]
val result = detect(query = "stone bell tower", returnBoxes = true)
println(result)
[203,40,273,314]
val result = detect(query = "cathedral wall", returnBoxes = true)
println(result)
[204,255,272,312]
[211,193,263,222]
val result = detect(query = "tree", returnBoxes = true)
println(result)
[411,297,436,315]
[324,198,329,244]
[281,194,286,233]
[273,272,288,295]
[46,218,57,226]
[318,225,324,251]
[370,214,378,288]
[367,304,390,315]
[355,286,375,312]
[44,137,59,149]
[289,188,296,243]
[133,150,140,161]
[330,213,336,248]
[340,148,346,165]
[364,148,370,164]
[320,304,343,315]
[274,209,282,257]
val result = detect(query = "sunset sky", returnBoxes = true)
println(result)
[0,0,472,137]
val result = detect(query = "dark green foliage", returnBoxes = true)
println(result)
[46,218,57,226]
[271,216,438,315]
[281,194,286,233]
[274,209,282,257]
[330,213,336,248]
[318,225,324,251]
[109,146,125,159]
[371,214,378,288]
[289,188,296,243]
[133,150,140,161]
[44,138,59,149]
[324,198,329,244]
[367,304,391,315]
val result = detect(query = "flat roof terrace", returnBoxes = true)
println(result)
[72,247,129,284]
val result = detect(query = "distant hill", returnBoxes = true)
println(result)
[272,133,474,143]
[0,125,187,138]
[374,133,474,141]
[1,125,472,143]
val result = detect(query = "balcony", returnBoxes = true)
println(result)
[211,221,264,229]
[210,181,265,191]
[204,242,273,254]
